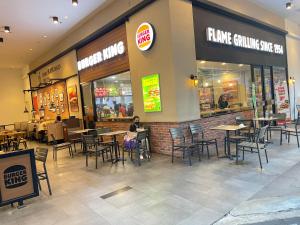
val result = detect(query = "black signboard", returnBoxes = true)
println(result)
[193,5,287,67]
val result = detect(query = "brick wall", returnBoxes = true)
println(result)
[95,110,253,156]
[145,110,253,155]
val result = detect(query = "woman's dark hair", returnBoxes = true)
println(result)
[132,115,140,120]
[56,115,61,122]
[218,94,225,105]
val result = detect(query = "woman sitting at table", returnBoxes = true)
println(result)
[129,116,141,132]
[218,94,229,109]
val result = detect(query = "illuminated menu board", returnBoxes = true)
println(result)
[142,74,161,112]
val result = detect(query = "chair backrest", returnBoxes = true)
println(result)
[48,123,64,141]
[50,134,57,145]
[256,125,268,143]
[137,131,147,141]
[189,124,204,140]
[35,147,48,163]
[82,135,97,147]
[87,129,98,137]
[169,127,185,144]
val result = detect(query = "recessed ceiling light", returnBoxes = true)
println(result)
[51,16,59,24]
[222,62,226,65]
[239,64,243,67]
[29,48,33,51]
[111,76,116,79]
[0,37,3,43]
[64,16,69,20]
[200,60,206,64]
[72,0,78,6]
[286,2,292,9]
[43,35,47,38]
[4,26,10,33]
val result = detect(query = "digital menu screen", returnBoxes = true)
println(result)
[142,74,162,112]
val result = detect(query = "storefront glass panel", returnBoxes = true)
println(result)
[273,67,290,116]
[263,67,273,114]
[197,61,252,117]
[81,82,94,127]
[93,71,134,121]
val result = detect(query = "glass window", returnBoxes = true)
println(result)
[273,67,290,116]
[81,82,95,127]
[197,61,252,117]
[93,71,134,121]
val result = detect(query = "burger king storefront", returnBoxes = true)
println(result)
[74,0,290,155]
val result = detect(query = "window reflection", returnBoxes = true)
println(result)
[93,71,134,120]
[197,61,252,117]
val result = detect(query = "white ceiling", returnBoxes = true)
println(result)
[248,0,300,25]
[0,0,299,70]
[0,0,113,69]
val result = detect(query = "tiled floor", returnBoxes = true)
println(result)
[1,135,300,225]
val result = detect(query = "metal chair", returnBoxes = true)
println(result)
[169,127,198,166]
[82,135,112,169]
[280,116,300,147]
[237,125,269,169]
[122,131,150,166]
[51,134,73,161]
[267,113,287,139]
[189,124,219,159]
[35,147,52,195]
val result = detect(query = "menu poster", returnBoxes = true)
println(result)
[142,74,162,112]
[222,80,238,102]
[0,150,39,206]
[274,82,290,119]
[67,85,79,112]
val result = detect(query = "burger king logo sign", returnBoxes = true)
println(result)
[136,22,155,51]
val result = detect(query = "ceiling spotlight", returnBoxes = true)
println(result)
[0,37,3,43]
[43,35,47,38]
[29,48,33,51]
[222,62,226,65]
[52,16,59,24]
[4,26,10,33]
[72,0,78,6]
[286,2,292,9]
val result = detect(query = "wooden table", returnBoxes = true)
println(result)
[211,124,247,159]
[98,130,128,163]
[70,129,95,134]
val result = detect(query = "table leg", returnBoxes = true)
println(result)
[226,130,233,160]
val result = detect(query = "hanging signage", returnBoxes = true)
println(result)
[142,74,161,112]
[77,41,125,71]
[136,22,155,51]
[206,27,284,55]
[274,81,290,119]
[0,150,39,207]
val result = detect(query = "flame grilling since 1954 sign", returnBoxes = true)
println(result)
[136,22,155,51]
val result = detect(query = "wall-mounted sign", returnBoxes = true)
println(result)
[136,22,155,51]
[142,74,161,112]
[30,51,78,87]
[206,27,284,55]
[0,149,39,207]
[77,41,125,71]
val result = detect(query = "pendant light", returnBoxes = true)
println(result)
[23,91,29,113]
[286,2,292,9]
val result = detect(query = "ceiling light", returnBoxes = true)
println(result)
[72,0,78,6]
[43,35,47,38]
[222,62,226,65]
[239,64,243,67]
[52,16,59,24]
[29,48,33,51]
[286,2,292,9]
[200,60,206,64]
[4,26,10,33]
[0,37,3,43]
[64,16,68,19]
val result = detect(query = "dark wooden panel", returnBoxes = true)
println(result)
[77,24,130,83]
[193,6,287,67]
